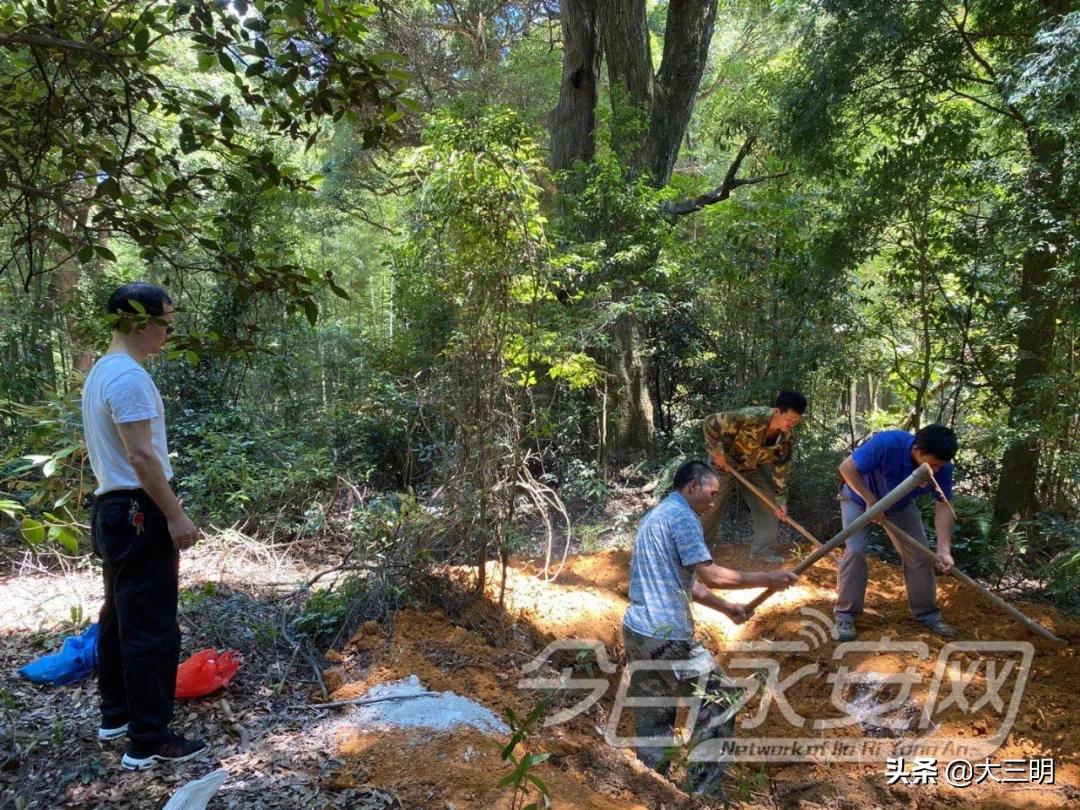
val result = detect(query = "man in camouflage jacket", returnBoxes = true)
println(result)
[701,390,807,561]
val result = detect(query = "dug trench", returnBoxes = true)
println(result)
[319,543,1080,809]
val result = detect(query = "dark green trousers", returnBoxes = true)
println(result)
[622,623,736,797]
[699,466,780,557]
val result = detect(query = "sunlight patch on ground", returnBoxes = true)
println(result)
[0,527,316,633]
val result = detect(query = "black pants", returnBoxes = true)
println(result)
[91,489,180,750]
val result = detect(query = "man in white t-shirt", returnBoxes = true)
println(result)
[81,282,207,771]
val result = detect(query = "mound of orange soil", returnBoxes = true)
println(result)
[324,543,1080,808]
[323,604,679,808]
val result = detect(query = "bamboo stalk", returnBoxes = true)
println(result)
[881,520,1063,643]
[744,463,934,613]
[722,465,841,564]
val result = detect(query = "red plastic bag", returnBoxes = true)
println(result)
[175,649,240,699]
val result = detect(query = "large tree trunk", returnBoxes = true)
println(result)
[605,311,654,450]
[598,0,654,163]
[550,1,721,453]
[596,0,718,185]
[549,0,601,171]
[992,126,1066,532]
[991,0,1070,530]
[992,247,1058,529]
[642,0,719,186]
[52,200,97,375]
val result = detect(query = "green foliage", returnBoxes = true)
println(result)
[180,581,220,611]
[0,0,1076,612]
[325,384,419,489]
[171,406,334,525]
[770,0,1079,542]
[291,577,366,645]
[291,495,430,646]
[1009,12,1080,131]
[499,699,552,810]
[349,494,428,564]
[397,105,555,583]
[553,155,673,295]
[0,384,88,553]
[59,759,106,789]
[557,459,610,507]
[399,106,558,382]
[1041,514,1080,605]
[573,522,610,553]
[1009,11,1080,217]
[652,181,855,430]
[919,494,1002,579]
[0,0,409,319]
[785,419,849,535]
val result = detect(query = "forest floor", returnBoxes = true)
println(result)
[2,517,1079,809]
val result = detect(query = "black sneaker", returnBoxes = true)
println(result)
[121,733,208,771]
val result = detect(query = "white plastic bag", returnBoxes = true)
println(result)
[162,768,228,810]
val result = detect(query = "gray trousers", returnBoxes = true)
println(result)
[834,497,941,624]
[699,467,779,557]
[622,624,734,795]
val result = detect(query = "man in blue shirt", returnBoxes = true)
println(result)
[834,424,959,641]
[622,460,797,796]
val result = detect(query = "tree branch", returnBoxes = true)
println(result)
[946,0,998,84]
[0,33,117,59]
[663,137,787,217]
[946,88,1025,123]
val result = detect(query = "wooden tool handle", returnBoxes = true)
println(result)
[745,463,934,613]
[881,520,1063,643]
[723,465,840,563]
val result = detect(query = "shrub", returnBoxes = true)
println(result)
[0,383,88,554]
[171,407,334,525]
[1036,515,1080,608]
[919,494,1001,579]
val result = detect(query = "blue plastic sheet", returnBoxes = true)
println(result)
[19,623,99,685]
